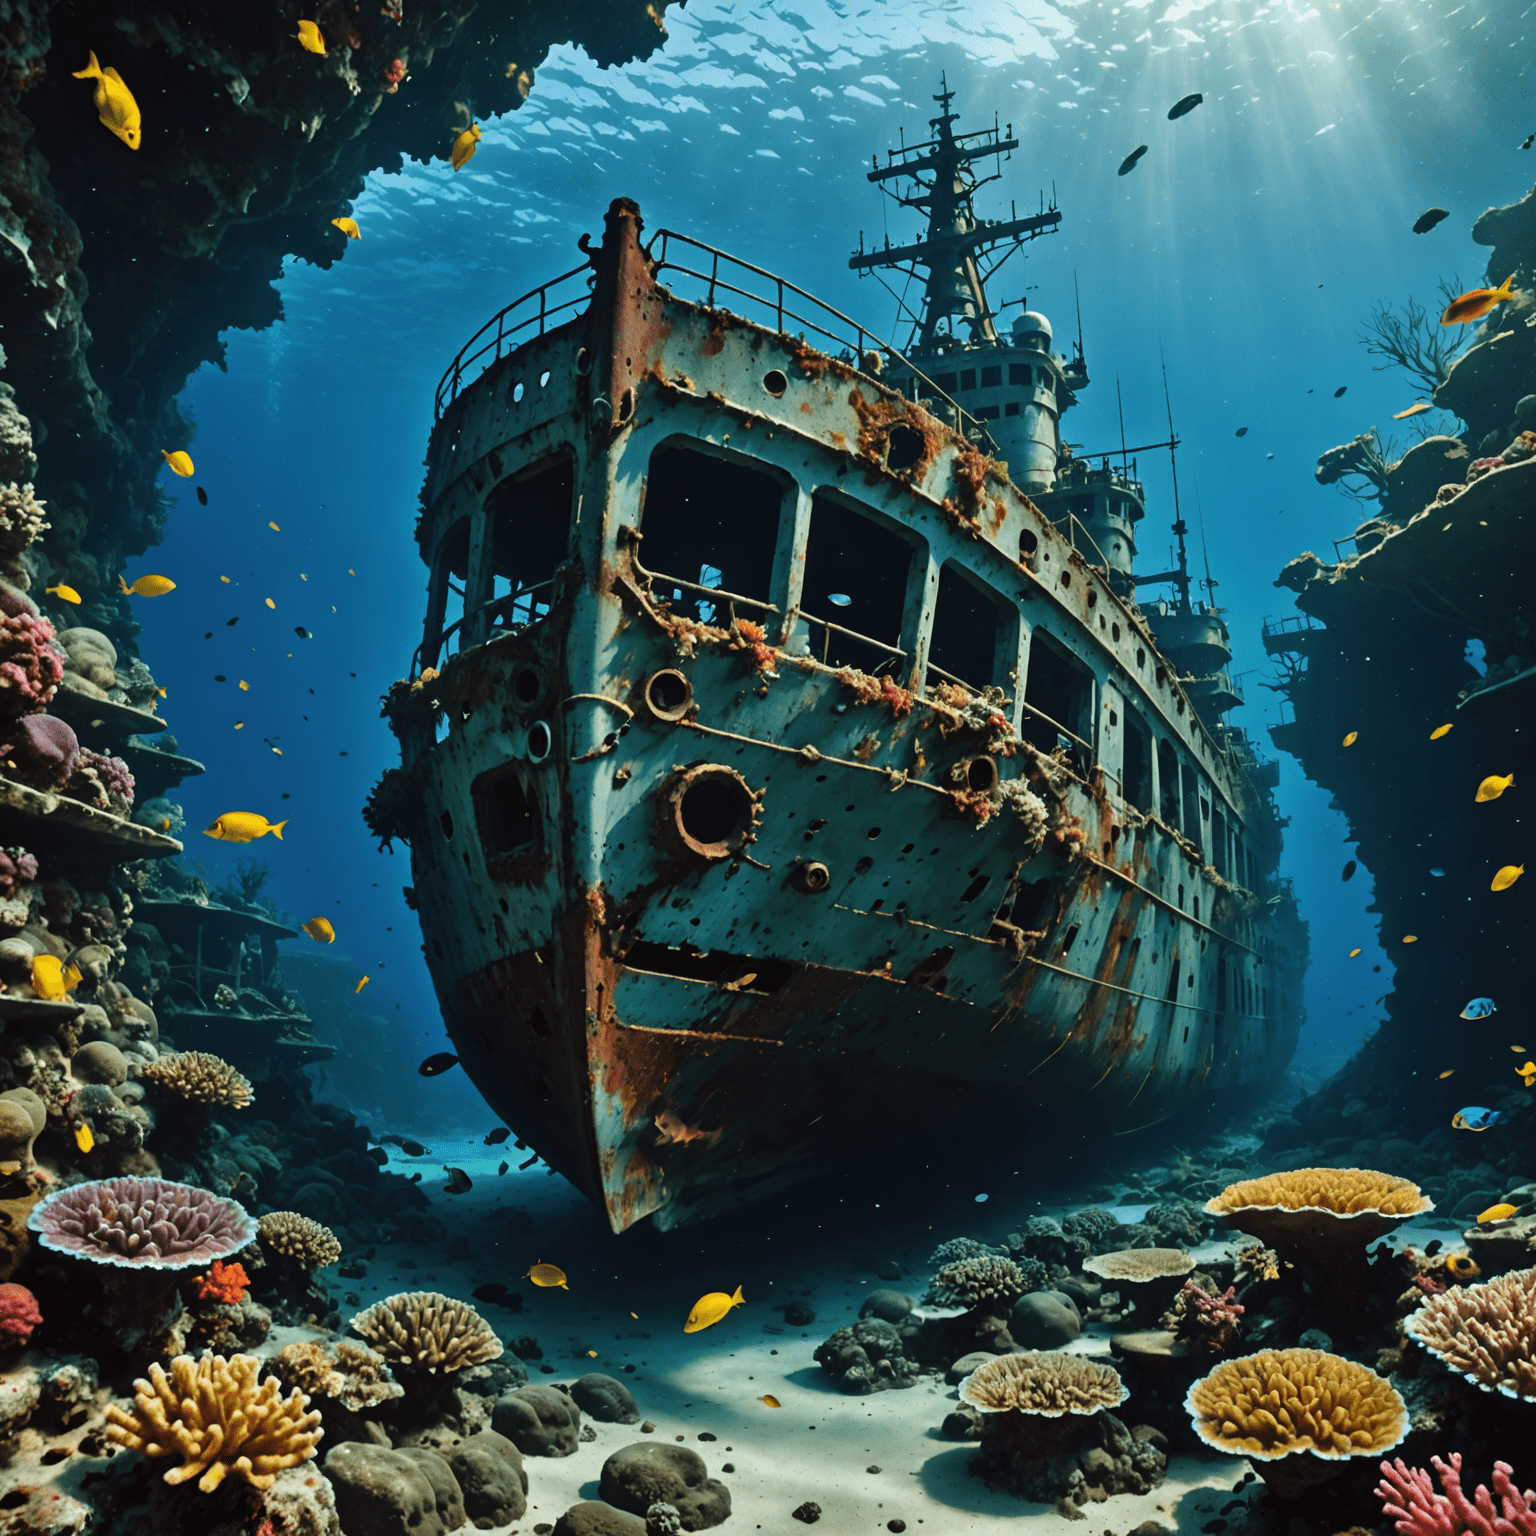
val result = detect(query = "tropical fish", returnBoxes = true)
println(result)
[302,916,336,944]
[1167,93,1203,119]
[332,217,361,240]
[1342,860,1356,882]
[451,123,482,170]
[46,585,81,604]
[1348,948,1362,957]
[74,1123,95,1154]
[1459,997,1497,1020]
[828,594,852,607]
[484,1127,511,1145]
[1491,864,1524,892]
[72,52,141,150]
[1476,773,1514,802]
[1394,402,1434,419]
[119,573,177,597]
[31,954,81,1000]
[1412,208,1450,235]
[1441,275,1516,327]
[400,1139,426,1157]
[526,1262,568,1290]
[684,1286,745,1334]
[296,19,326,53]
[758,1394,782,1408]
[444,1167,472,1194]
[1342,731,1358,746]
[196,486,209,506]
[1438,1070,1454,1079]
[204,812,286,843]
[418,1053,458,1076]
[268,521,280,532]
[355,975,370,993]
[161,450,194,477]
[1476,1203,1517,1224]
[1524,134,1535,151]
[1517,1061,1536,1087]
[1452,1107,1501,1131]
[239,680,249,691]
[1117,145,1147,176]
[1403,935,1418,943]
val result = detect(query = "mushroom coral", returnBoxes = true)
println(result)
[1204,1167,1431,1250]
[28,1176,256,1269]
[256,1211,342,1270]
[960,1351,1126,1416]
[140,1051,253,1109]
[1377,1454,1536,1536]
[105,1351,322,1492]
[1404,1266,1536,1402]
[349,1290,503,1379]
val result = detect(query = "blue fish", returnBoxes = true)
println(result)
[1459,997,1497,1020]
[1452,1107,1501,1131]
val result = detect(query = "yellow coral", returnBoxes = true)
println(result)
[104,1352,322,1492]
[257,1211,342,1269]
[1184,1348,1406,1460]
[349,1290,502,1377]
[1204,1168,1431,1251]
[959,1352,1125,1416]
[140,1051,253,1109]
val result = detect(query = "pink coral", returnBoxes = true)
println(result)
[2,712,79,788]
[28,1176,256,1270]
[0,610,62,720]
[65,750,134,813]
[0,846,36,899]
[0,1282,41,1345]
[1165,1280,1245,1353]
[383,57,406,91]
[1378,1455,1536,1536]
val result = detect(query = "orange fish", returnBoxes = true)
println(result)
[1440,274,1516,327]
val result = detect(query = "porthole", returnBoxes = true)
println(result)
[512,666,544,707]
[527,720,552,762]
[1113,624,1121,643]
[440,809,454,840]
[642,668,693,722]
[763,369,789,397]
[1019,529,1038,559]
[664,765,758,860]
[1087,589,1098,607]
[1060,571,1072,588]
[574,347,593,377]
[887,424,924,472]
[1136,648,1146,668]
[964,756,999,794]
[513,381,525,403]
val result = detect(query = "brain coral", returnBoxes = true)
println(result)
[925,1255,1030,1310]
[959,1352,1126,1416]
[141,1051,253,1109]
[257,1212,342,1269]
[1404,1266,1536,1402]
[350,1290,503,1378]
[1205,1168,1431,1249]
[1185,1349,1407,1460]
[28,1177,256,1269]
[105,1351,322,1492]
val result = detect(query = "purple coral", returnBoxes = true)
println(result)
[1,712,79,788]
[0,846,37,899]
[1168,1281,1245,1353]
[0,610,62,720]
[27,1177,256,1270]
[66,750,134,813]
[1378,1455,1536,1536]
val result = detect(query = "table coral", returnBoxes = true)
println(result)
[257,1211,342,1269]
[28,1175,257,1269]
[1378,1454,1536,1536]
[1404,1266,1536,1402]
[0,1281,41,1344]
[1205,1167,1431,1250]
[349,1289,503,1378]
[959,1352,1126,1416]
[140,1051,253,1109]
[104,1350,322,1492]
[0,610,63,719]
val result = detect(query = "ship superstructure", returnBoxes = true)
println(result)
[375,93,1308,1233]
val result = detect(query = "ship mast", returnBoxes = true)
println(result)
[850,76,1062,353]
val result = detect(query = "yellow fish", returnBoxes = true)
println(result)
[296,19,327,54]
[332,217,361,240]
[268,521,281,531]
[1430,724,1453,740]
[31,954,81,1001]
[203,811,287,843]
[72,51,141,150]
[355,974,370,993]
[1348,948,1362,958]
[1491,864,1525,892]
[265,598,276,609]
[1477,1203,1518,1224]
[1438,1070,1455,1078]
[684,1285,745,1334]
[1341,731,1358,747]
[758,1394,781,1408]
[451,123,482,171]
[46,585,81,604]
[587,1350,598,1358]
[161,449,194,477]
[1440,274,1516,327]
[1403,935,1419,943]
[239,681,249,691]
[119,573,176,597]
[303,917,336,944]
[158,817,171,831]
[1476,773,1515,802]
[1393,401,1434,419]
[1517,1061,1536,1087]
[526,1263,568,1290]
[74,1124,95,1155]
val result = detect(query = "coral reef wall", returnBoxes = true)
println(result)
[1265,182,1536,1163]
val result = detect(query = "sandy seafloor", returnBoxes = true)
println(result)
[223,1132,1469,1536]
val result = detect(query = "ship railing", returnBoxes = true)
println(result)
[434,263,594,419]
[1016,698,1096,771]
[414,579,556,674]
[794,608,908,675]
[645,568,780,627]
[1049,512,1114,577]
[647,228,994,448]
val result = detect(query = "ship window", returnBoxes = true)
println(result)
[928,563,1013,695]
[934,372,958,392]
[1165,960,1181,1003]
[641,444,784,617]
[980,365,1002,388]
[1182,767,1201,846]
[974,405,1000,421]
[1212,808,1228,877]
[1022,631,1094,763]
[801,494,916,671]
[959,368,977,392]
[473,765,540,864]
[1008,363,1029,386]
[1004,402,1020,417]
[1120,705,1153,809]
[1158,739,1181,827]
[486,457,574,627]
[432,517,471,660]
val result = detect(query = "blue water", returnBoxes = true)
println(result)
[136,0,1534,1129]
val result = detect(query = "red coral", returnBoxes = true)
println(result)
[1169,1281,1245,1353]
[1378,1455,1536,1536]
[1414,1272,1448,1296]
[0,611,63,720]
[193,1259,249,1306]
[382,57,406,91]
[879,676,913,719]
[0,1282,42,1344]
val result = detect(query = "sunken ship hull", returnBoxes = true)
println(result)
[379,199,1306,1232]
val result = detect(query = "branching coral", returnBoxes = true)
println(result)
[1162,1281,1245,1354]
[1404,1266,1536,1402]
[1185,1349,1407,1460]
[1205,1167,1431,1250]
[1358,279,1470,398]
[28,1176,256,1269]
[349,1290,503,1378]
[362,766,420,852]
[959,1352,1126,1416]
[0,610,63,719]
[193,1261,249,1306]
[105,1351,322,1492]
[0,483,48,565]
[268,1340,402,1413]
[257,1211,342,1269]
[924,1255,1028,1311]
[1377,1454,1536,1536]
[141,1051,253,1109]
[64,750,135,814]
